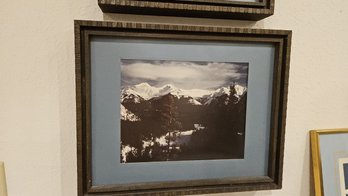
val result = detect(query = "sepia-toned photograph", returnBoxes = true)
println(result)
[120,59,249,163]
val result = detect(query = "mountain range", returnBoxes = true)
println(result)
[121,82,247,106]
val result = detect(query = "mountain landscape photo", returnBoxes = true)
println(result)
[120,59,249,163]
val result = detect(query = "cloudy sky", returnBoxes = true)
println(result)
[121,59,248,90]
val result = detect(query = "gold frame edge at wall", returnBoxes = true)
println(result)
[310,128,348,196]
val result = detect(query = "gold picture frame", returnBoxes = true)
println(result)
[310,128,348,196]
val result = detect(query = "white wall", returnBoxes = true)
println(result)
[1,0,348,195]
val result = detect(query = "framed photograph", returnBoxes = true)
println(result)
[75,20,291,195]
[310,129,348,196]
[98,0,274,21]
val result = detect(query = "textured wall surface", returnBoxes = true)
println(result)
[1,0,348,195]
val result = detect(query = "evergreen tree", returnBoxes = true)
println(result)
[158,93,182,160]
[228,82,239,105]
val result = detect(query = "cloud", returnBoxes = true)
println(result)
[121,59,248,90]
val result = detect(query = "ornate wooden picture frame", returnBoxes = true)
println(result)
[98,0,275,20]
[75,20,291,195]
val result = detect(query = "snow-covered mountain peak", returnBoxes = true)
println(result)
[121,83,246,105]
[234,85,247,96]
[202,85,247,105]
[134,82,152,88]
[122,83,159,100]
[122,83,213,101]
[161,84,176,89]
[212,85,246,97]
[214,87,230,96]
[159,84,183,97]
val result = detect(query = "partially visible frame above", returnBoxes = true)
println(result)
[98,0,275,20]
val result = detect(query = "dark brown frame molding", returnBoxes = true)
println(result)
[75,20,291,195]
[98,0,275,20]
